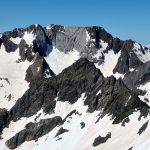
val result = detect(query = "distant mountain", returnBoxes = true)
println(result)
[0,24,150,150]
[145,45,150,48]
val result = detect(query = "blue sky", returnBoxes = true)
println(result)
[0,0,150,44]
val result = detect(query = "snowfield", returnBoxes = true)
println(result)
[0,44,32,110]
[45,47,80,75]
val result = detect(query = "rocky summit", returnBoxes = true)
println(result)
[0,24,150,150]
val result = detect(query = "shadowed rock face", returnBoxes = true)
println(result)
[1,35,18,52]
[84,75,149,124]
[2,24,52,58]
[138,120,149,135]
[86,26,113,49]
[124,61,150,89]
[25,53,55,82]
[0,38,2,47]
[113,40,143,74]
[19,39,33,62]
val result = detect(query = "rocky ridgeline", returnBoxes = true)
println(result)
[0,58,149,149]
[0,24,148,76]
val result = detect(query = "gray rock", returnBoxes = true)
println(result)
[124,61,150,89]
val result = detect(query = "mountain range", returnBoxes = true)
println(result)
[0,24,150,150]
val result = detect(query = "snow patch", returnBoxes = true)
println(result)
[95,50,121,77]
[45,47,80,74]
[86,31,90,43]
[138,82,150,106]
[96,90,101,96]
[129,68,135,72]
[0,44,32,110]
[10,37,21,45]
[92,40,108,59]
[46,25,52,30]
[37,67,40,72]
[23,31,36,46]
[133,43,150,63]
[113,72,125,79]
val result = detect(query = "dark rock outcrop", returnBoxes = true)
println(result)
[32,24,52,57]
[3,28,24,39]
[128,147,133,150]
[86,26,112,49]
[0,37,2,47]
[1,35,18,52]
[55,127,69,137]
[6,116,63,149]
[0,109,8,134]
[124,61,150,89]
[84,76,149,124]
[93,132,111,147]
[19,39,33,61]
[138,120,149,135]
[80,122,85,129]
[57,58,101,104]
[2,24,52,58]
[113,40,143,74]
[25,53,55,82]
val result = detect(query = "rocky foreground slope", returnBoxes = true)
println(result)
[0,24,150,150]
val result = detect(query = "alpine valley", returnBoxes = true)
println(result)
[0,24,150,150]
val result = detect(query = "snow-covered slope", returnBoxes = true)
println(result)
[1,88,149,150]
[133,43,150,63]
[45,47,80,74]
[0,44,31,110]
